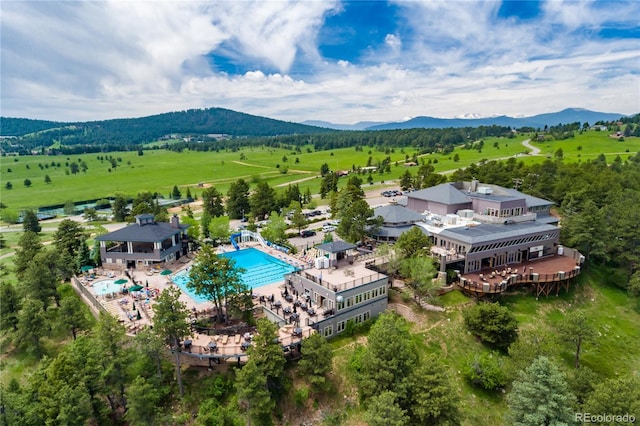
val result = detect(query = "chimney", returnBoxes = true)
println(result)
[470,179,479,192]
[171,214,179,228]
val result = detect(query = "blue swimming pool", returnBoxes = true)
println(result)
[93,279,125,296]
[172,248,298,303]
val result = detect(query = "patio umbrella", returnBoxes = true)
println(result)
[80,265,94,272]
[136,310,142,321]
[160,269,172,276]
[129,285,144,292]
[114,278,128,285]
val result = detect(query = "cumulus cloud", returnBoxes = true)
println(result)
[1,0,638,123]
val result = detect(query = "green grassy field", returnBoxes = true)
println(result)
[327,269,640,425]
[1,131,638,211]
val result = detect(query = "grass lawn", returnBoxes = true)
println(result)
[2,131,637,212]
[528,132,640,162]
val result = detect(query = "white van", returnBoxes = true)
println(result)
[322,225,336,233]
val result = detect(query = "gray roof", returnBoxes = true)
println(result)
[438,221,558,245]
[501,188,554,207]
[371,224,429,238]
[373,204,424,224]
[96,222,188,243]
[534,215,560,225]
[316,241,357,253]
[408,183,471,205]
[408,181,554,209]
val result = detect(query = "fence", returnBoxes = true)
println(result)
[70,276,107,318]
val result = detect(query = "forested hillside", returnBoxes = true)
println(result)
[0,108,332,151]
[0,117,65,136]
[3,108,638,156]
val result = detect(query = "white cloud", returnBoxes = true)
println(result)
[1,0,638,124]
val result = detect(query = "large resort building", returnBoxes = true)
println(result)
[398,180,583,296]
[404,180,565,273]
[80,179,582,354]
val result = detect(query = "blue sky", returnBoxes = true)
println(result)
[1,1,638,124]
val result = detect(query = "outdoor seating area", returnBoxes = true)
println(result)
[177,325,315,360]
[74,243,321,362]
[458,254,582,297]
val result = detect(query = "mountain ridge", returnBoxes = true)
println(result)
[363,108,626,130]
[1,108,630,142]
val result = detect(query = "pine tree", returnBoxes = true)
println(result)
[507,356,575,425]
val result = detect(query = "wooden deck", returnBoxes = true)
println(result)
[458,254,582,298]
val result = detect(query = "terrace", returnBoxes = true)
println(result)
[457,247,584,298]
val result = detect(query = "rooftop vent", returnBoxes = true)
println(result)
[477,186,493,195]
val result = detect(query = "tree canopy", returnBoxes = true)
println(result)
[507,356,576,426]
[463,302,518,351]
[187,245,246,323]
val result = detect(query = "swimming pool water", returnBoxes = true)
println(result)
[93,279,124,296]
[172,248,297,303]
[171,273,210,303]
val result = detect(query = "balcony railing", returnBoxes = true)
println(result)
[292,270,387,293]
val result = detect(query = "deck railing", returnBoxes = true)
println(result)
[458,267,581,294]
[297,269,387,292]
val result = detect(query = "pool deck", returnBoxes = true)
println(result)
[78,241,315,359]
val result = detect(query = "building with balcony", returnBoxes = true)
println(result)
[96,214,190,270]
[284,241,389,338]
[401,180,571,274]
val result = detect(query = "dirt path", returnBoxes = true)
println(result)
[275,175,319,187]
[231,160,272,169]
[521,138,540,155]
[232,161,314,175]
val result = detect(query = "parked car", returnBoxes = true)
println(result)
[300,230,316,238]
[322,225,336,233]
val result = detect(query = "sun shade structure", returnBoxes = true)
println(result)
[80,265,94,272]
[114,278,128,285]
[129,285,144,292]
[160,269,172,276]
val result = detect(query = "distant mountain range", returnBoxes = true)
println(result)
[1,108,631,151]
[303,108,626,131]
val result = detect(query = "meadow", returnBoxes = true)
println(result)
[327,269,640,425]
[1,130,638,212]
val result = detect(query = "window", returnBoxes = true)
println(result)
[363,311,370,321]
[380,286,386,295]
[337,321,345,332]
[337,300,344,311]
[355,294,363,304]
[323,326,333,337]
[346,297,354,308]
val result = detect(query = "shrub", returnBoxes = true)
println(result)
[463,302,518,351]
[464,352,508,391]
